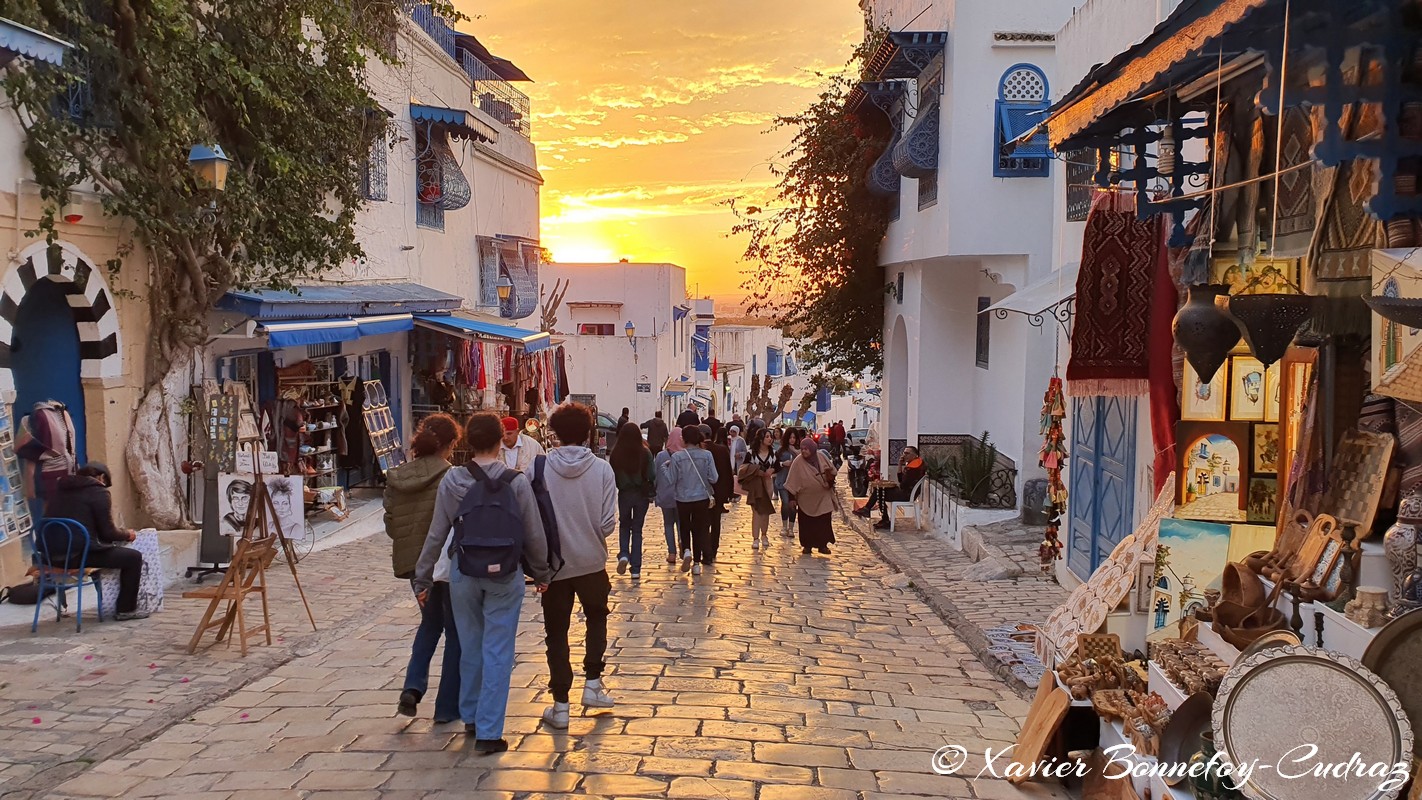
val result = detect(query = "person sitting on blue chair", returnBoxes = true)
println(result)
[44,462,150,621]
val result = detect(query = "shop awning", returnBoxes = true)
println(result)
[258,313,414,349]
[984,262,1081,319]
[219,283,462,320]
[413,312,551,353]
[0,18,70,67]
[410,103,499,143]
[662,377,694,397]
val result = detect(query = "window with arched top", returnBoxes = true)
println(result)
[995,63,1051,178]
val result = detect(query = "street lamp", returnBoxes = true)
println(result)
[187,144,232,192]
[496,275,513,302]
[625,320,637,358]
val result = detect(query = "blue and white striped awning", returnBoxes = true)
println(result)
[413,313,551,353]
[0,18,70,66]
[410,103,499,143]
[259,314,414,349]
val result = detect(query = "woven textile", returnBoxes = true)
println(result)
[1067,192,1164,397]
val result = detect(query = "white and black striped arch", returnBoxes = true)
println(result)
[0,241,123,396]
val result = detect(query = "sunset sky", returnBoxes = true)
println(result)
[459,1,866,302]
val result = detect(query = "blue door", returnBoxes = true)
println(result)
[1067,396,1136,580]
[12,279,86,462]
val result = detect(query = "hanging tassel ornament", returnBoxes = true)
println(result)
[1038,377,1069,574]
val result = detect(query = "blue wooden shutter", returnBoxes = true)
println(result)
[1067,396,1137,580]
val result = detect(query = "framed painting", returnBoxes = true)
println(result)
[1252,423,1280,474]
[1230,356,1268,421]
[1371,249,1422,390]
[1278,346,1320,488]
[1246,477,1279,524]
[1210,256,1303,297]
[1175,420,1250,522]
[1264,362,1281,422]
[1147,519,1233,642]
[1182,361,1227,421]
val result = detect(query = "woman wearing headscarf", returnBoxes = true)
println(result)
[783,437,838,556]
[727,425,747,500]
[652,427,684,564]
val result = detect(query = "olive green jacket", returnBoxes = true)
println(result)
[382,455,451,579]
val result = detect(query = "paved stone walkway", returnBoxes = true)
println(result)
[31,498,1071,800]
[841,494,1068,695]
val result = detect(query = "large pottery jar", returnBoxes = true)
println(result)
[1190,732,1242,800]
[1174,285,1241,382]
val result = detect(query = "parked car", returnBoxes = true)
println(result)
[848,428,869,447]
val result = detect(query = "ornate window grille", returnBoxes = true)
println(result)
[362,132,389,202]
[995,64,1051,178]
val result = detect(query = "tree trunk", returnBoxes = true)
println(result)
[125,343,204,529]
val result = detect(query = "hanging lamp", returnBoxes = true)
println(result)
[1224,271,1316,367]
[1173,284,1240,382]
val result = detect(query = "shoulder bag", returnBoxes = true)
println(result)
[679,450,717,509]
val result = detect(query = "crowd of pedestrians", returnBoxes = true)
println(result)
[382,402,845,753]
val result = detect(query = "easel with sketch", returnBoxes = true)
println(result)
[185,390,317,655]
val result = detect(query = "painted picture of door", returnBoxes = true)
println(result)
[1175,421,1249,522]
[1147,519,1232,642]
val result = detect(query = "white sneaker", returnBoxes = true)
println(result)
[541,701,570,730]
[692,563,703,576]
[616,556,629,575]
[582,680,615,709]
[681,549,693,572]
[630,572,640,582]
[751,539,760,552]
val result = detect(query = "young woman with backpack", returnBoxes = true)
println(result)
[609,421,655,581]
[411,412,553,754]
[384,413,461,724]
[652,427,684,565]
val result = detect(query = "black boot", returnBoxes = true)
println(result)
[397,688,420,717]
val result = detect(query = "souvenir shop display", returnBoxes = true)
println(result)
[1345,586,1390,628]
[1173,284,1240,384]
[1038,377,1067,573]
[1362,610,1422,746]
[272,360,350,514]
[1384,487,1422,604]
[1157,691,1212,787]
[0,403,32,543]
[360,379,404,473]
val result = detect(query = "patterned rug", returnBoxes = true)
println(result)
[1067,191,1165,397]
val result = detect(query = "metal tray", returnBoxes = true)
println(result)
[1213,645,1413,800]
[1158,691,1213,785]
[1236,630,1301,662]
[1362,609,1422,745]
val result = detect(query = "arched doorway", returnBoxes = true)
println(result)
[887,315,909,442]
[12,279,87,461]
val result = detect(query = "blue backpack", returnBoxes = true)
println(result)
[449,462,525,580]
[527,456,566,580]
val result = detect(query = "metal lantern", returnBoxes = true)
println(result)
[187,144,232,192]
[624,320,636,339]
[495,276,513,302]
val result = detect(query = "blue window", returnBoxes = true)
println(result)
[767,347,784,377]
[994,64,1051,178]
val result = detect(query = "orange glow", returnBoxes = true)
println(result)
[458,1,862,301]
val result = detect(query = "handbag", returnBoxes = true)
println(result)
[679,450,717,509]
[2,581,56,605]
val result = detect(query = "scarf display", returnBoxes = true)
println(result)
[1147,214,1180,496]
[1067,192,1165,397]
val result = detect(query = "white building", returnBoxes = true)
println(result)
[205,4,547,444]
[540,262,696,425]
[860,0,1078,488]
[709,321,808,425]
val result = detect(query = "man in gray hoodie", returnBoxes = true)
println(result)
[539,402,619,730]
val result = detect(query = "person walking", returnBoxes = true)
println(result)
[643,411,669,456]
[45,462,149,620]
[652,427,683,565]
[610,421,654,581]
[784,437,838,556]
[385,413,461,723]
[500,416,545,472]
[411,413,551,753]
[538,403,619,731]
[739,427,779,550]
[700,423,733,564]
[665,425,718,575]
[775,427,803,538]
[728,426,750,500]
[703,410,722,444]
[616,407,630,432]
[828,420,847,462]
[676,405,700,428]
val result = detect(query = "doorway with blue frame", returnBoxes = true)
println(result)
[11,278,87,518]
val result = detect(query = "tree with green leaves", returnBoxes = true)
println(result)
[730,27,890,379]
[3,0,459,526]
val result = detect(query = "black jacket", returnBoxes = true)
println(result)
[675,409,700,428]
[643,417,669,451]
[42,475,126,565]
[707,443,734,504]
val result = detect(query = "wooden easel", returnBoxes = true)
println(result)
[184,469,317,656]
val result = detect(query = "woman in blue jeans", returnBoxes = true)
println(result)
[652,427,684,563]
[411,413,553,753]
[775,428,804,538]
[609,421,655,581]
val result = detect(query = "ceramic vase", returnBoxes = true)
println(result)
[1385,522,1418,606]
[1190,732,1242,800]
[1174,285,1240,383]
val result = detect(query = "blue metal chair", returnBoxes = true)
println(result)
[31,518,105,633]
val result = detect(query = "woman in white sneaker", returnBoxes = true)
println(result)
[669,425,719,575]
[652,427,684,564]
[774,428,803,537]
[609,421,654,581]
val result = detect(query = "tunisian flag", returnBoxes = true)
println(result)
[711,357,718,380]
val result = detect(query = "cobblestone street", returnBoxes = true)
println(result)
[8,498,1074,800]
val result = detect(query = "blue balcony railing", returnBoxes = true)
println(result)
[408,2,457,60]
[406,3,532,138]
